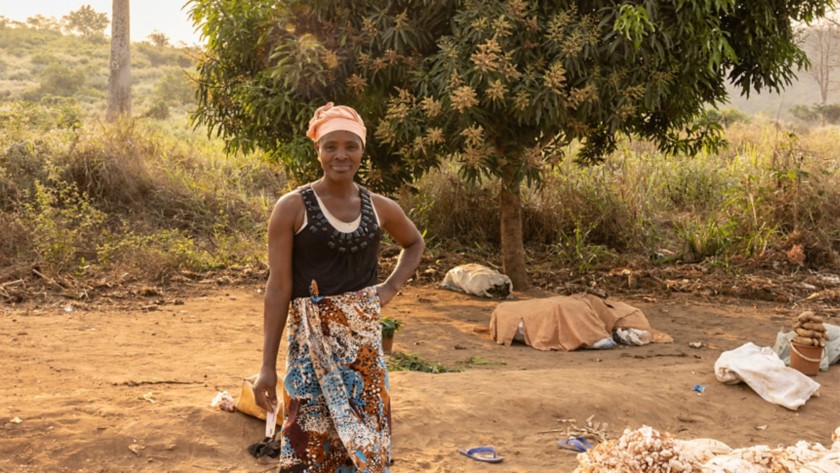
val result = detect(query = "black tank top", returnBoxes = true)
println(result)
[291,184,381,299]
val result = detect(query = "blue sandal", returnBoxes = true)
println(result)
[557,437,593,452]
[458,446,504,463]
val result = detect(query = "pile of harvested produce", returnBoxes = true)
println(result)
[794,311,829,348]
[575,426,840,472]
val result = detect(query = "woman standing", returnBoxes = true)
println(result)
[253,103,424,472]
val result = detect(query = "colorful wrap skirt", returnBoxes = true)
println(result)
[279,285,391,473]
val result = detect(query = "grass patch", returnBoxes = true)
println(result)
[386,353,506,373]
[386,353,462,373]
[460,356,507,367]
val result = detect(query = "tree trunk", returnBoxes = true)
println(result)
[107,0,131,121]
[499,164,530,290]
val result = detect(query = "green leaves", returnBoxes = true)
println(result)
[188,0,834,191]
[614,4,655,49]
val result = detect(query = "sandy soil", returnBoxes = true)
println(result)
[1,284,837,472]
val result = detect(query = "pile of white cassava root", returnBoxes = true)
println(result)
[575,425,840,473]
[793,311,829,348]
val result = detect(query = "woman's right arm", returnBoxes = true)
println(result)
[253,193,301,412]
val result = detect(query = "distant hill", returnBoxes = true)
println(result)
[0,26,196,118]
[0,22,830,123]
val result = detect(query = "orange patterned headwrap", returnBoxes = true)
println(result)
[306,102,367,146]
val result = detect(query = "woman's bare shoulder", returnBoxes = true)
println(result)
[270,188,306,227]
[369,192,399,211]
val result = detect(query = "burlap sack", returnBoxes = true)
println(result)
[236,374,283,424]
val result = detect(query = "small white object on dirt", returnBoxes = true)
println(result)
[440,264,512,298]
[211,391,236,412]
[10,417,22,424]
[614,328,651,346]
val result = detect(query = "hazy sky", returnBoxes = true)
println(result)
[0,1,203,45]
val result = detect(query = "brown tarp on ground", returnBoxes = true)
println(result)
[490,294,657,351]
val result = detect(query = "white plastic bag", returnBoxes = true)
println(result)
[440,263,512,298]
[714,342,821,410]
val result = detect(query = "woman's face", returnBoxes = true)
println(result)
[315,130,364,181]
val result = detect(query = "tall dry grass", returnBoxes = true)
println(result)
[0,102,285,281]
[409,119,840,270]
[2,100,839,285]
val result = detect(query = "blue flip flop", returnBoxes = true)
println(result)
[458,446,504,463]
[556,437,593,453]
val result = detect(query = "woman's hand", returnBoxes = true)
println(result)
[376,282,398,307]
[253,366,278,412]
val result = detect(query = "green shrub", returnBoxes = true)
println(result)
[29,52,56,66]
[19,180,107,272]
[24,63,86,99]
[153,68,195,106]
[136,42,189,68]
[8,70,30,81]
[704,107,750,127]
[0,140,50,207]
[143,98,170,119]
[791,103,840,125]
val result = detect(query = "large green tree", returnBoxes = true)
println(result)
[189,0,832,289]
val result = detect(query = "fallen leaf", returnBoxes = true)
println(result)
[786,245,805,265]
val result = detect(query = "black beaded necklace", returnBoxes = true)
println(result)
[300,185,379,255]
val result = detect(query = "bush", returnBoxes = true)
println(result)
[9,70,31,81]
[0,212,32,267]
[0,140,51,207]
[402,167,500,247]
[136,42,189,67]
[143,98,170,119]
[30,52,56,66]
[25,63,86,99]
[0,114,285,281]
[704,107,750,127]
[19,180,107,272]
[791,103,840,125]
[153,69,195,106]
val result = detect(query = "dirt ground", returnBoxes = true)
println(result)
[1,283,838,473]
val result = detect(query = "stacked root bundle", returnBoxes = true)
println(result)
[575,426,840,472]
[794,311,829,348]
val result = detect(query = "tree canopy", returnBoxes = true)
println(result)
[189,0,833,287]
[63,5,109,39]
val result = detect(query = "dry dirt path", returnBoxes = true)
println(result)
[0,285,837,472]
